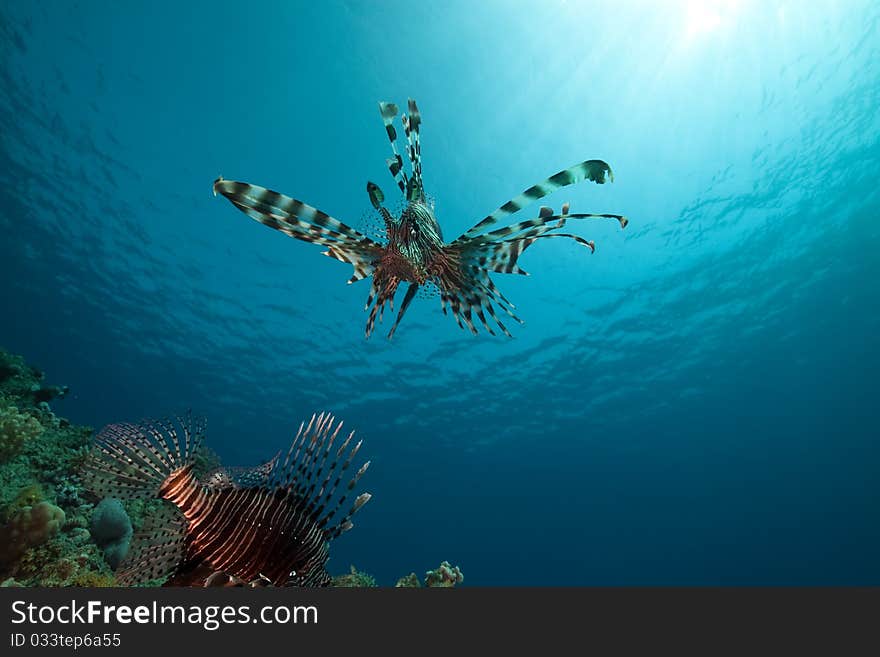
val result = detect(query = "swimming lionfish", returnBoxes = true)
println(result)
[213,98,627,339]
[81,413,370,587]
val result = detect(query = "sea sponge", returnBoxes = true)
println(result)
[0,398,43,461]
[0,501,65,563]
[90,498,132,570]
[425,561,464,587]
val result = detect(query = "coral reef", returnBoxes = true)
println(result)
[0,347,107,586]
[0,396,44,461]
[0,347,464,588]
[394,563,464,587]
[424,561,464,587]
[0,501,65,563]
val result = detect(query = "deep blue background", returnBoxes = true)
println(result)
[1,0,878,585]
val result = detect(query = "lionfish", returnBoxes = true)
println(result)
[213,98,628,339]
[81,412,370,587]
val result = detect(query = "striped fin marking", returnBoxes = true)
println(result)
[270,413,370,536]
[435,215,628,337]
[402,98,424,203]
[472,211,627,243]
[364,274,400,338]
[435,203,628,337]
[366,181,385,209]
[378,101,408,194]
[283,413,370,535]
[453,159,616,243]
[186,413,370,586]
[213,178,383,282]
[388,283,419,339]
[81,415,205,500]
[452,209,628,281]
[466,233,595,278]
[437,267,522,337]
[116,503,187,585]
[214,178,374,244]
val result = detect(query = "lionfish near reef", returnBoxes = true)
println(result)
[81,412,371,587]
[213,98,628,339]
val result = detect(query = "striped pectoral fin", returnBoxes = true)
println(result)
[323,243,381,283]
[387,283,419,339]
[453,159,616,243]
[462,211,628,250]
[213,178,374,243]
[464,229,610,279]
[435,259,519,337]
[510,232,596,254]
[82,416,206,500]
[116,503,187,585]
[443,287,505,337]
[214,177,383,280]
[363,275,400,338]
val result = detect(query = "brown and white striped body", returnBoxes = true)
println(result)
[82,413,371,587]
[158,466,330,586]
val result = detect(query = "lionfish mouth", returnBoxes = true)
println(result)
[213,98,627,339]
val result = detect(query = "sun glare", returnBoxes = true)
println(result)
[683,0,742,40]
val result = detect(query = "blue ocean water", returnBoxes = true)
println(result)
[1,0,878,585]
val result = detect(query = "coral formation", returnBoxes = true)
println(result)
[332,565,378,587]
[0,347,107,586]
[0,501,65,563]
[394,563,464,587]
[425,561,464,587]
[395,572,421,587]
[0,396,44,461]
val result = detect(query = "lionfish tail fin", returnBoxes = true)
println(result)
[81,414,206,500]
[454,159,616,243]
[269,412,371,538]
[213,178,383,283]
[116,502,188,585]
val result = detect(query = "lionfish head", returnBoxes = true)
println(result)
[390,201,444,264]
[398,202,443,242]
